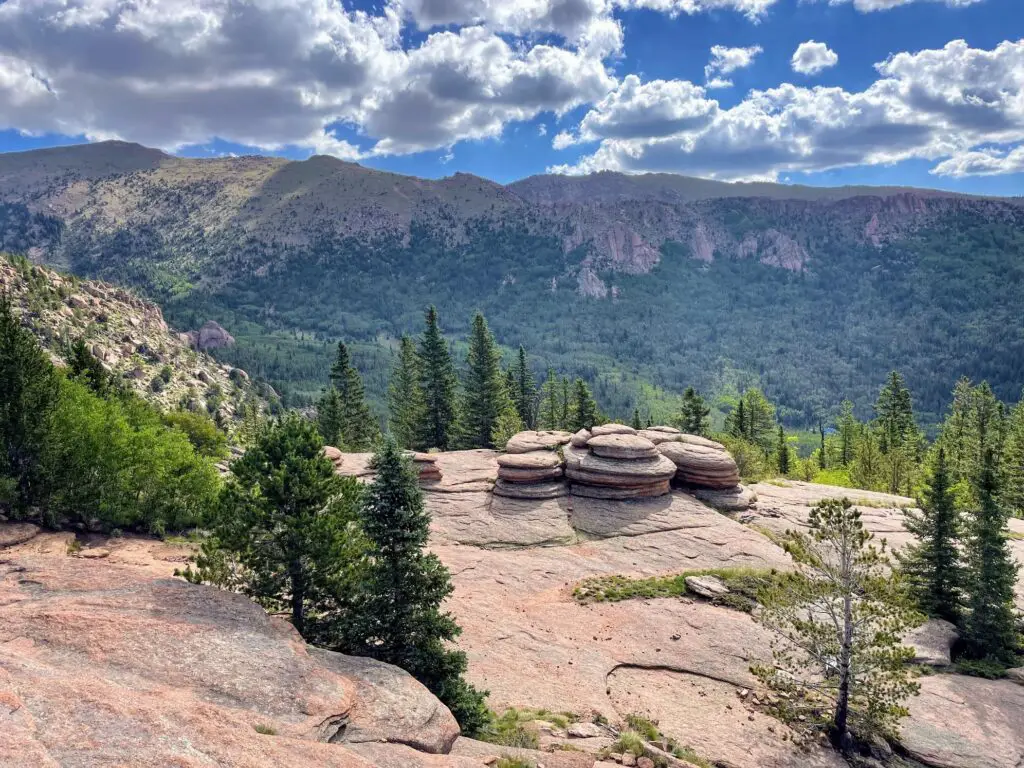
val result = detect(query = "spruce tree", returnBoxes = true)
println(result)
[962,449,1019,664]
[818,419,827,470]
[539,368,560,430]
[330,342,378,451]
[418,306,458,450]
[65,337,110,397]
[509,345,536,429]
[899,448,965,623]
[677,387,711,436]
[1001,392,1024,518]
[191,413,365,637]
[343,439,489,733]
[875,371,915,454]
[317,387,345,448]
[776,425,790,475]
[570,378,599,432]
[837,400,858,467]
[559,377,571,431]
[455,312,507,449]
[388,336,426,450]
[631,408,642,431]
[0,295,60,512]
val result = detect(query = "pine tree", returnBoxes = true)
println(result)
[728,398,746,440]
[418,306,458,451]
[317,387,345,448]
[455,312,507,449]
[538,368,560,430]
[343,439,489,733]
[388,336,426,450]
[330,342,378,451]
[818,419,827,470]
[753,498,921,749]
[1001,392,1024,518]
[190,414,365,637]
[677,387,710,436]
[937,379,1004,490]
[65,337,110,397]
[899,448,965,623]
[631,408,642,431]
[962,449,1019,664]
[875,371,916,454]
[776,425,790,476]
[0,295,60,512]
[570,378,599,432]
[491,394,524,450]
[509,345,536,429]
[851,430,883,490]
[559,377,571,431]
[837,400,858,467]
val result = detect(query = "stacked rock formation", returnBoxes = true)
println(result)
[408,452,443,483]
[656,435,741,489]
[564,424,677,500]
[494,431,571,499]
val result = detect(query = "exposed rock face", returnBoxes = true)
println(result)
[494,434,570,499]
[0,537,471,767]
[905,618,959,667]
[658,440,740,489]
[565,444,676,497]
[591,424,637,437]
[691,485,757,512]
[587,434,660,460]
[504,430,572,454]
[187,320,236,351]
[684,575,730,599]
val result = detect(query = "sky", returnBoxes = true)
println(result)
[0,0,1021,194]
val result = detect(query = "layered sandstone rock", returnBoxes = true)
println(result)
[658,440,740,489]
[564,436,676,500]
[494,435,568,499]
[409,452,443,483]
[504,430,572,454]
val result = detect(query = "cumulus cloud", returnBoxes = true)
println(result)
[550,39,1024,180]
[0,0,616,157]
[791,41,839,75]
[931,145,1024,176]
[704,45,763,88]
[828,0,983,10]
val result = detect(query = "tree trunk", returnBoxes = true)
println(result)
[290,561,306,637]
[832,592,854,751]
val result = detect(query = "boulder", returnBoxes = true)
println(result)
[505,431,572,454]
[638,429,683,445]
[587,434,660,460]
[186,320,235,351]
[904,619,959,667]
[646,425,681,434]
[497,452,563,470]
[493,479,569,500]
[323,446,344,463]
[680,434,727,451]
[591,423,636,437]
[685,575,730,599]
[658,442,740,489]
[690,485,757,512]
[564,446,677,486]
[570,429,592,448]
[567,722,605,738]
[1008,668,1024,686]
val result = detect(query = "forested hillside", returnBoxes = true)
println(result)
[1,141,1022,426]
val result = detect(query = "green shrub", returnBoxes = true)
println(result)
[624,714,660,742]
[954,658,1010,679]
[253,724,276,736]
[478,709,541,749]
[495,758,533,768]
[612,730,645,757]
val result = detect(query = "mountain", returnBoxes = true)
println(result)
[0,252,268,420]
[1,141,1023,425]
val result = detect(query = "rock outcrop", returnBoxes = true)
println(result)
[0,530,477,768]
[657,438,741,489]
[186,319,236,351]
[565,431,676,499]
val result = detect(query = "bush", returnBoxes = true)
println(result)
[163,409,229,458]
[478,709,541,749]
[953,658,1010,679]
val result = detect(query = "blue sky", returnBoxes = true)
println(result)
[0,0,1022,194]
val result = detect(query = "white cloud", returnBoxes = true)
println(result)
[704,45,763,86]
[0,0,614,157]
[551,39,1024,180]
[791,41,839,75]
[931,146,1024,176]
[553,130,577,149]
[615,0,781,22]
[829,0,983,10]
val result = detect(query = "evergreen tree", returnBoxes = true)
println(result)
[418,307,458,451]
[899,448,965,623]
[559,377,571,431]
[317,387,345,448]
[776,425,790,475]
[677,387,711,436]
[837,400,858,467]
[388,336,426,450]
[818,419,828,470]
[509,345,536,429]
[0,296,60,512]
[190,414,365,636]
[875,371,915,454]
[1001,392,1024,518]
[491,394,523,450]
[65,337,110,397]
[570,378,599,432]
[343,439,489,733]
[631,408,642,431]
[728,389,775,450]
[455,312,507,449]
[753,498,921,749]
[938,379,1004,491]
[728,399,746,440]
[330,342,378,451]
[851,430,883,491]
[962,449,1020,664]
[538,368,560,431]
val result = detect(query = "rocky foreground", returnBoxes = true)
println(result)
[2,445,1023,768]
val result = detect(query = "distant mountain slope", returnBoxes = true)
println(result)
[0,253,266,421]
[0,141,1022,424]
